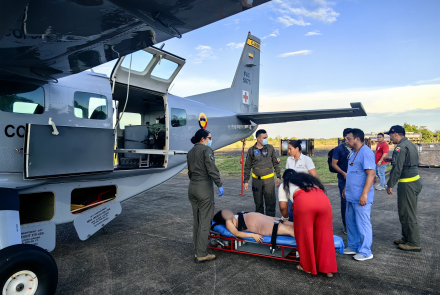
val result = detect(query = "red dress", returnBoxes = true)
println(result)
[293,188,337,275]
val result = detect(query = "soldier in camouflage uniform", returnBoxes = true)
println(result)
[385,125,422,252]
[187,129,224,263]
[243,129,281,217]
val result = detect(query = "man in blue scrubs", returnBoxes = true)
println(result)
[342,128,376,261]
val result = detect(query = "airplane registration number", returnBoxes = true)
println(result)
[247,39,260,50]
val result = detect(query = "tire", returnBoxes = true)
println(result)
[0,244,58,295]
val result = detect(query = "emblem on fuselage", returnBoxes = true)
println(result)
[198,113,208,129]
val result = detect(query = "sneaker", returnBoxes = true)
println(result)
[343,248,356,255]
[353,253,373,261]
[375,186,385,191]
[398,244,422,252]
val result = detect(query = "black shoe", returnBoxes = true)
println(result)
[343,224,347,235]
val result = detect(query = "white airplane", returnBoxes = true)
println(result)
[0,1,366,294]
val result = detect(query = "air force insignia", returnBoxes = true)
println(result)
[254,150,260,156]
[210,155,215,161]
[262,151,268,157]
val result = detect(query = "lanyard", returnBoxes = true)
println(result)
[349,144,364,166]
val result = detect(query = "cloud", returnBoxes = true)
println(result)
[226,42,245,49]
[272,0,340,25]
[278,50,311,57]
[276,15,311,27]
[262,29,280,39]
[193,45,217,63]
[305,30,322,36]
[415,77,440,84]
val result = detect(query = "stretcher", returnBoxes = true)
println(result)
[209,222,345,263]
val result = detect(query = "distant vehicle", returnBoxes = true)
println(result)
[0,2,367,293]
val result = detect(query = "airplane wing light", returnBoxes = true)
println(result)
[236,102,367,125]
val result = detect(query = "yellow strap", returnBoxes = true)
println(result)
[252,172,274,179]
[398,175,420,183]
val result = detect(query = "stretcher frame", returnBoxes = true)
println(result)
[208,232,300,263]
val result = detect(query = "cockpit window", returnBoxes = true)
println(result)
[171,108,187,127]
[0,80,44,114]
[151,59,179,80]
[74,92,108,120]
[121,51,154,72]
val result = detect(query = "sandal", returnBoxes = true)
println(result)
[296,265,311,274]
[326,273,333,278]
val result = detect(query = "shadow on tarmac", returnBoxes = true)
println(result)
[52,168,440,294]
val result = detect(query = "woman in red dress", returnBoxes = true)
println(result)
[283,169,337,277]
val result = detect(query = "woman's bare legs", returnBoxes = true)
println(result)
[272,217,294,227]
[282,220,293,227]
[277,223,295,237]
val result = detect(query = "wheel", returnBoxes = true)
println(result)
[0,244,58,295]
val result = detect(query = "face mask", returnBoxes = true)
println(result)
[205,140,212,147]
[262,138,269,146]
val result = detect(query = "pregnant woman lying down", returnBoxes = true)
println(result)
[212,210,295,243]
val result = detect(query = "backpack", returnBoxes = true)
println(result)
[328,144,351,173]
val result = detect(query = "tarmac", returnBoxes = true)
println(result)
[52,168,440,294]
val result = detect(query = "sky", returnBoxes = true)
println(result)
[94,0,440,138]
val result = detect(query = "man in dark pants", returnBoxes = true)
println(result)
[331,128,352,234]
[385,125,422,252]
[243,129,281,217]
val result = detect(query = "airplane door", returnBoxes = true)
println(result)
[110,46,185,94]
[23,124,114,179]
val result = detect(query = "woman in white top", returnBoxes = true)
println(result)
[280,140,317,221]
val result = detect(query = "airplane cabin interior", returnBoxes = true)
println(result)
[112,84,167,170]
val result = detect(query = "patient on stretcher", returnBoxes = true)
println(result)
[212,210,295,243]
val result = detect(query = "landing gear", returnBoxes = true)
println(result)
[0,244,58,295]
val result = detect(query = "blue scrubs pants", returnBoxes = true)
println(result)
[346,201,373,257]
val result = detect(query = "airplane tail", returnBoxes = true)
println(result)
[185,32,260,114]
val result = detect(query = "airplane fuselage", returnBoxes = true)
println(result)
[0,70,256,225]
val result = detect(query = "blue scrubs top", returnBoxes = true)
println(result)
[345,145,376,204]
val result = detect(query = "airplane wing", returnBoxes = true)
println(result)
[236,102,367,124]
[0,0,270,82]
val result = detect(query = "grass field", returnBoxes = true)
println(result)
[214,155,392,183]
[215,156,338,183]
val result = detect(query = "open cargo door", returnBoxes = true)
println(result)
[23,124,114,179]
[110,46,185,94]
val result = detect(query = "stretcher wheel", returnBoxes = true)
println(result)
[270,247,275,254]
[0,244,58,295]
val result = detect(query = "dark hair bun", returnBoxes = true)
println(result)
[191,129,210,144]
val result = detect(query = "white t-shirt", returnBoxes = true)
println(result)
[278,183,299,203]
[286,153,315,173]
